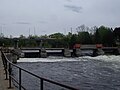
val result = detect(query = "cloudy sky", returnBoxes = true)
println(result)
[0,0,120,37]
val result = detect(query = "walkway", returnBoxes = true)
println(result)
[0,52,15,90]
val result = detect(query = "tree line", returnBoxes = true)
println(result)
[0,25,120,48]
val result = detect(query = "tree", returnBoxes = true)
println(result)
[94,28,102,44]
[49,33,64,39]
[95,26,114,46]
[19,35,26,39]
[78,31,92,44]
[48,33,65,48]
[113,27,120,46]
[114,27,120,39]
[77,24,86,32]
[69,34,78,48]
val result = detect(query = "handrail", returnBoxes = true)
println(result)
[1,50,79,90]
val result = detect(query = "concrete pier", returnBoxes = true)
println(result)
[74,49,82,57]
[40,48,47,58]
[18,47,120,58]
[63,48,71,57]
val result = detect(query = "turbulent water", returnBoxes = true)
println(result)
[12,55,120,90]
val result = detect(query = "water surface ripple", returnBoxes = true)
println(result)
[13,55,120,90]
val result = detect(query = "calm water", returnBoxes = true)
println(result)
[12,55,120,90]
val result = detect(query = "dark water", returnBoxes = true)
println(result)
[12,57,120,90]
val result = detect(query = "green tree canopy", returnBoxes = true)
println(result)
[78,31,92,44]
[49,33,64,39]
[95,26,114,46]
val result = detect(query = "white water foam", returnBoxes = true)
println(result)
[18,57,79,62]
[79,55,120,62]
[18,55,120,63]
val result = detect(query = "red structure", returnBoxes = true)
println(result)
[96,44,103,48]
[73,44,81,48]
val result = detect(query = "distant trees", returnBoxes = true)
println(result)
[114,27,120,39]
[0,25,120,48]
[94,26,114,46]
[49,33,64,39]
[78,31,92,44]
[48,33,65,48]
[113,27,120,46]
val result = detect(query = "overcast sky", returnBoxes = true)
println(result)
[0,0,120,37]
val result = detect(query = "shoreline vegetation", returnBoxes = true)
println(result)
[0,25,120,48]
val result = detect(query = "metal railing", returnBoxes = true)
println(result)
[1,50,79,90]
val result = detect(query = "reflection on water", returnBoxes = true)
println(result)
[13,55,120,90]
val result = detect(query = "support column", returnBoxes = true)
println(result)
[64,48,71,57]
[40,48,47,58]
[36,40,47,58]
[75,49,82,57]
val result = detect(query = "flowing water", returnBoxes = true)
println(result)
[12,55,120,90]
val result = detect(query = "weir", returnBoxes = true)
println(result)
[6,38,119,58]
[1,46,120,89]
[1,50,78,90]
[9,47,120,59]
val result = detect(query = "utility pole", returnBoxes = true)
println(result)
[0,26,4,38]
[71,27,72,34]
[34,27,36,36]
[64,28,66,35]
[29,28,30,37]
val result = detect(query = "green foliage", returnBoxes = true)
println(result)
[113,27,120,46]
[69,34,78,46]
[78,32,92,44]
[49,33,64,39]
[95,26,114,46]
[0,25,119,48]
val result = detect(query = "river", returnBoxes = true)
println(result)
[12,55,120,90]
